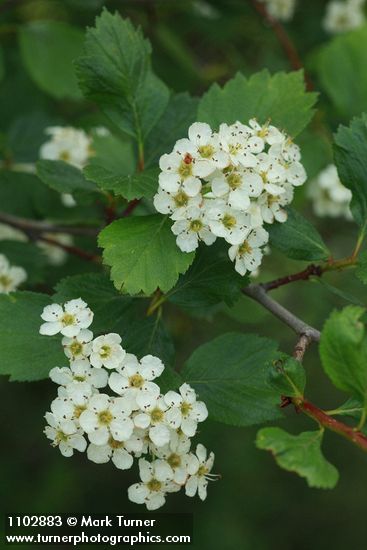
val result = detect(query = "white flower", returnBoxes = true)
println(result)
[323,0,365,34]
[79,393,133,445]
[90,333,126,369]
[62,329,93,361]
[186,122,229,176]
[308,164,352,220]
[134,394,171,447]
[185,444,217,501]
[61,193,77,208]
[257,183,293,224]
[128,458,179,510]
[249,119,286,145]
[0,254,27,294]
[40,126,92,169]
[40,299,93,337]
[229,227,269,276]
[153,433,196,484]
[164,383,208,437]
[171,205,216,252]
[87,432,143,470]
[153,188,201,220]
[206,202,252,245]
[50,358,108,400]
[211,167,263,210]
[51,388,91,421]
[158,148,202,196]
[258,0,297,22]
[109,354,164,409]
[44,412,87,457]
[218,123,258,168]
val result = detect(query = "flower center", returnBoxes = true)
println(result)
[74,405,86,419]
[198,465,208,477]
[167,453,181,468]
[227,172,242,189]
[70,341,83,356]
[174,191,189,208]
[129,374,144,388]
[180,402,192,416]
[257,127,268,138]
[61,313,76,326]
[100,345,111,359]
[228,143,241,155]
[178,160,193,179]
[55,430,68,443]
[198,144,214,159]
[73,375,86,382]
[222,214,237,229]
[268,195,278,206]
[98,410,113,425]
[108,436,124,449]
[59,150,70,162]
[147,479,162,492]
[238,241,252,256]
[260,171,268,183]
[0,275,12,288]
[190,219,203,232]
[150,408,164,423]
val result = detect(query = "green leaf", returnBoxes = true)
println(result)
[19,20,83,100]
[267,208,330,261]
[268,356,306,398]
[316,26,367,120]
[334,115,367,226]
[320,306,367,402]
[98,215,195,295]
[145,92,199,166]
[181,332,283,426]
[89,130,136,174]
[256,428,339,489]
[198,70,317,137]
[327,397,364,420]
[0,241,47,285]
[37,160,98,195]
[83,165,158,200]
[53,273,134,335]
[167,242,245,310]
[0,292,65,381]
[75,10,169,141]
[356,250,367,284]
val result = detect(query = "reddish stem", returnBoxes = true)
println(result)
[121,198,140,217]
[264,264,323,291]
[296,399,367,453]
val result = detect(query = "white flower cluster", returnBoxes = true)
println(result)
[308,164,352,220]
[258,0,297,21]
[323,0,366,34]
[0,254,27,294]
[154,121,306,276]
[40,298,217,510]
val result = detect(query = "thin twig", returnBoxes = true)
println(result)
[263,256,357,292]
[250,0,314,91]
[294,398,367,453]
[38,235,101,264]
[242,283,321,341]
[0,211,99,237]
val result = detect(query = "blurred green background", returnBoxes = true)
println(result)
[1,0,367,548]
